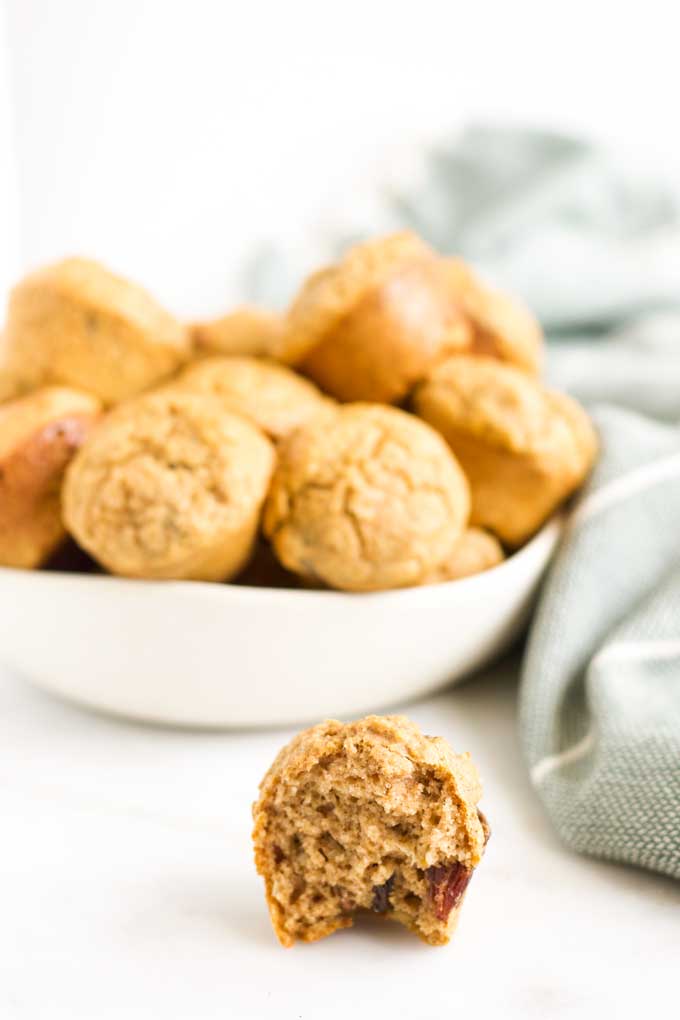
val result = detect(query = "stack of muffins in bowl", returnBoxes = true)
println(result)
[0,232,596,592]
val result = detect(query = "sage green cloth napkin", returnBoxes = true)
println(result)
[253,125,680,879]
[393,126,680,879]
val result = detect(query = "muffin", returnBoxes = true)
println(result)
[414,356,597,546]
[421,527,504,584]
[0,366,22,405]
[63,389,275,581]
[175,356,333,442]
[0,387,101,568]
[444,258,543,375]
[263,403,470,591]
[4,257,190,404]
[191,307,283,358]
[0,334,24,404]
[253,714,489,947]
[277,233,471,403]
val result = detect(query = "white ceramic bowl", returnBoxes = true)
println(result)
[0,517,562,728]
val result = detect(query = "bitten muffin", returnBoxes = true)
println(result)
[263,403,470,591]
[191,307,283,358]
[175,356,334,442]
[4,257,190,404]
[63,390,275,581]
[421,527,504,584]
[253,714,489,947]
[0,387,101,568]
[414,356,597,546]
[444,258,543,375]
[276,233,472,403]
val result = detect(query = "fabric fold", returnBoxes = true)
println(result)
[252,124,680,878]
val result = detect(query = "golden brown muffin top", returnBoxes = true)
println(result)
[278,232,437,365]
[176,356,334,441]
[264,403,469,591]
[63,389,274,578]
[18,257,188,352]
[5,257,190,404]
[415,355,590,457]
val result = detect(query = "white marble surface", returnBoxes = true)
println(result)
[1,657,678,1020]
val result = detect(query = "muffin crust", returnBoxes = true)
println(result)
[444,258,543,375]
[176,356,334,442]
[264,403,470,591]
[278,234,471,403]
[63,390,275,580]
[414,356,597,546]
[4,257,190,404]
[0,387,101,568]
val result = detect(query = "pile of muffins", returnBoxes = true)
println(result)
[0,233,596,591]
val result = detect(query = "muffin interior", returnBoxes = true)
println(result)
[258,744,485,945]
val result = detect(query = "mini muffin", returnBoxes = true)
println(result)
[253,714,489,947]
[191,307,283,358]
[414,356,597,547]
[0,387,101,568]
[263,403,470,591]
[4,258,190,404]
[175,356,334,442]
[277,233,472,404]
[63,390,275,581]
[444,259,543,375]
[421,527,504,585]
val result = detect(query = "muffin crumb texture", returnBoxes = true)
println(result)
[252,714,488,947]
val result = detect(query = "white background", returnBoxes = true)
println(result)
[3,659,679,1020]
[1,3,680,1018]
[3,0,680,314]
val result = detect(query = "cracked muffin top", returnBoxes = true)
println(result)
[175,356,334,442]
[263,403,470,591]
[63,389,275,581]
[444,259,543,375]
[415,355,594,465]
[4,257,190,404]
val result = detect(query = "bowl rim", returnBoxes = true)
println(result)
[0,514,563,606]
